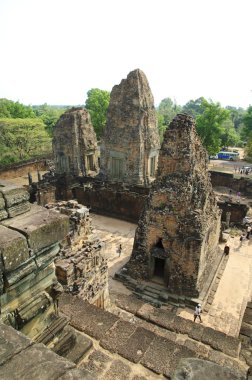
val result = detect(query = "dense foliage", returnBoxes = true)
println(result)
[0,94,250,166]
[32,104,68,136]
[156,98,182,140]
[85,89,110,139]
[0,98,35,118]
[243,106,252,160]
[0,118,51,164]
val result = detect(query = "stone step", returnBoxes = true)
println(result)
[35,316,68,345]
[52,326,93,364]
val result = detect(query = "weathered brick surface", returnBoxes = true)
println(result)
[149,308,176,331]
[114,293,145,314]
[100,69,160,186]
[141,335,196,377]
[0,323,97,380]
[126,113,221,296]
[117,327,156,363]
[53,107,99,176]
[172,358,246,380]
[100,320,136,353]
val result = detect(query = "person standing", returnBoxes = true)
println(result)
[193,303,202,323]
[118,244,122,257]
[224,244,230,256]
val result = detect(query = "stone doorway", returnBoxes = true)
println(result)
[153,257,165,279]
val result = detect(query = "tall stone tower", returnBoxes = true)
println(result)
[100,69,160,186]
[53,107,99,177]
[126,114,221,297]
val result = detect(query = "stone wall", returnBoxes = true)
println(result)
[53,107,99,177]
[125,114,221,297]
[0,181,69,339]
[74,181,148,222]
[210,171,252,196]
[45,200,110,309]
[0,156,51,180]
[100,69,160,186]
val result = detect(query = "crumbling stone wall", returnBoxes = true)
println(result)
[46,200,110,309]
[100,69,160,186]
[126,114,221,297]
[0,181,69,339]
[53,107,99,177]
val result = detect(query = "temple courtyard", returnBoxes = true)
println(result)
[91,213,252,337]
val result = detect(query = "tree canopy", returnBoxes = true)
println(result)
[32,103,68,136]
[0,98,35,118]
[85,89,110,139]
[156,97,181,140]
[0,118,51,164]
[243,106,252,160]
[195,99,230,155]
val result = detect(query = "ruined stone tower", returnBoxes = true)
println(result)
[100,69,160,185]
[53,107,99,176]
[126,114,221,297]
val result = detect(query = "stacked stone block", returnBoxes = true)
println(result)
[126,114,221,297]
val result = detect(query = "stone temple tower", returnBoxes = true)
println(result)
[100,69,160,186]
[126,114,221,297]
[53,107,99,177]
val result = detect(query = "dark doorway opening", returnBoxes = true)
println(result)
[156,238,164,249]
[154,257,165,278]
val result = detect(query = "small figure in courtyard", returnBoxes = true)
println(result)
[239,233,246,245]
[237,191,241,203]
[193,303,202,323]
[247,225,251,240]
[224,244,230,256]
[117,244,122,257]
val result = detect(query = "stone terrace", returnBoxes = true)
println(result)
[0,322,97,380]
[59,294,248,379]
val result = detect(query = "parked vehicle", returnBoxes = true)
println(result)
[217,151,240,161]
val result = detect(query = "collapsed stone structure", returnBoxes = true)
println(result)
[0,180,69,339]
[0,180,31,220]
[53,107,99,177]
[125,114,221,297]
[46,200,109,309]
[100,69,160,186]
[0,180,109,368]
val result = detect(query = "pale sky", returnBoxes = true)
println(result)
[0,0,251,109]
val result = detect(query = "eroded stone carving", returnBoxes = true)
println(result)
[100,69,160,185]
[46,200,110,309]
[53,107,99,177]
[125,114,221,297]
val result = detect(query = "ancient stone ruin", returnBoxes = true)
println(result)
[100,69,160,186]
[46,200,110,309]
[0,180,69,339]
[125,114,221,297]
[0,180,109,368]
[53,107,99,177]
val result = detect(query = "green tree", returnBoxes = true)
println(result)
[85,89,110,139]
[196,99,230,155]
[243,106,252,160]
[225,106,245,131]
[156,97,181,141]
[182,97,205,118]
[33,103,67,136]
[220,119,240,147]
[0,118,51,161]
[0,98,35,118]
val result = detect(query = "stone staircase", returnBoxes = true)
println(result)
[59,293,248,379]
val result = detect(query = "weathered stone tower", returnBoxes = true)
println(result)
[53,107,99,176]
[100,69,160,185]
[126,114,221,297]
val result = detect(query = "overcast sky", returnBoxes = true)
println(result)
[0,0,251,108]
